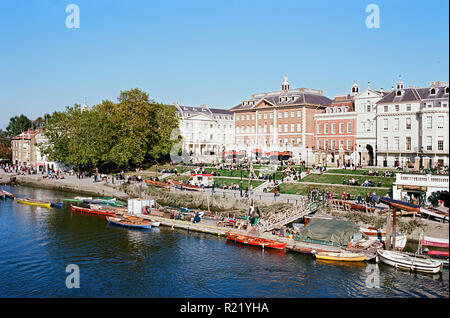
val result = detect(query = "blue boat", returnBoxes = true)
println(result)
[51,202,63,208]
[106,216,152,229]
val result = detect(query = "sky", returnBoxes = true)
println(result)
[0,0,449,130]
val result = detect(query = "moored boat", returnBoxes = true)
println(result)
[51,202,63,208]
[71,205,117,217]
[377,249,443,274]
[359,226,407,250]
[418,234,449,267]
[226,232,287,249]
[420,207,449,223]
[1,189,16,199]
[121,214,160,227]
[17,198,52,209]
[313,251,367,262]
[106,216,153,229]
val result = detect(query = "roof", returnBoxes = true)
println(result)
[11,130,40,140]
[230,89,332,111]
[172,104,233,117]
[377,85,449,104]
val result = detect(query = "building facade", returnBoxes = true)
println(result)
[11,130,40,167]
[173,103,234,163]
[376,78,449,169]
[230,76,332,162]
[313,90,356,167]
[11,129,64,171]
[354,82,390,166]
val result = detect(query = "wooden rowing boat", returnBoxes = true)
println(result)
[372,196,421,213]
[121,214,160,227]
[171,180,205,192]
[359,227,407,250]
[106,216,153,229]
[377,249,443,274]
[226,232,287,249]
[51,202,63,208]
[314,251,366,262]
[17,198,51,209]
[1,189,16,199]
[420,207,449,222]
[89,204,128,214]
[71,205,117,217]
[144,179,169,188]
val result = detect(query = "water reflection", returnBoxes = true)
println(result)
[0,185,448,298]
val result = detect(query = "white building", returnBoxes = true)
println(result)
[353,82,390,166]
[172,103,234,163]
[35,132,66,172]
[392,173,449,205]
[376,78,449,169]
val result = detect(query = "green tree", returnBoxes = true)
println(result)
[6,114,32,137]
[41,88,180,172]
[0,129,12,160]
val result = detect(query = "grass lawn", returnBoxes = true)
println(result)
[324,168,397,177]
[277,182,390,198]
[301,173,394,188]
[202,167,293,180]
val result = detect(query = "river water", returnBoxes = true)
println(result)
[0,185,448,298]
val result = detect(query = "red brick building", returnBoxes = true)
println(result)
[230,76,332,162]
[313,91,357,167]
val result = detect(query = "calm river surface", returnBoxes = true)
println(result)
[0,186,448,298]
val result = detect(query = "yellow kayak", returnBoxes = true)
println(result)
[17,199,52,209]
[314,252,366,262]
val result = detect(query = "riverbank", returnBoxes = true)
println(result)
[1,172,130,201]
[2,171,448,241]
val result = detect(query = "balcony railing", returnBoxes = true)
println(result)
[396,173,449,188]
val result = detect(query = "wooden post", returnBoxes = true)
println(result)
[385,210,392,250]
[392,207,397,250]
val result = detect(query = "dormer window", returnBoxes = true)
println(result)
[396,90,402,96]
[430,88,436,95]
[445,87,449,94]
[291,96,295,101]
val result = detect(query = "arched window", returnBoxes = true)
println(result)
[396,90,402,96]
[430,88,436,95]
[445,87,449,94]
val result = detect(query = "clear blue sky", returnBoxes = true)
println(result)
[1,0,448,130]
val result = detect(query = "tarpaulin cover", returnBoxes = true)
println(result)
[297,218,359,247]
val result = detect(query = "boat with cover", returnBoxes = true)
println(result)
[226,232,287,249]
[17,198,51,209]
[313,251,367,262]
[106,216,153,229]
[71,205,117,217]
[377,249,443,274]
